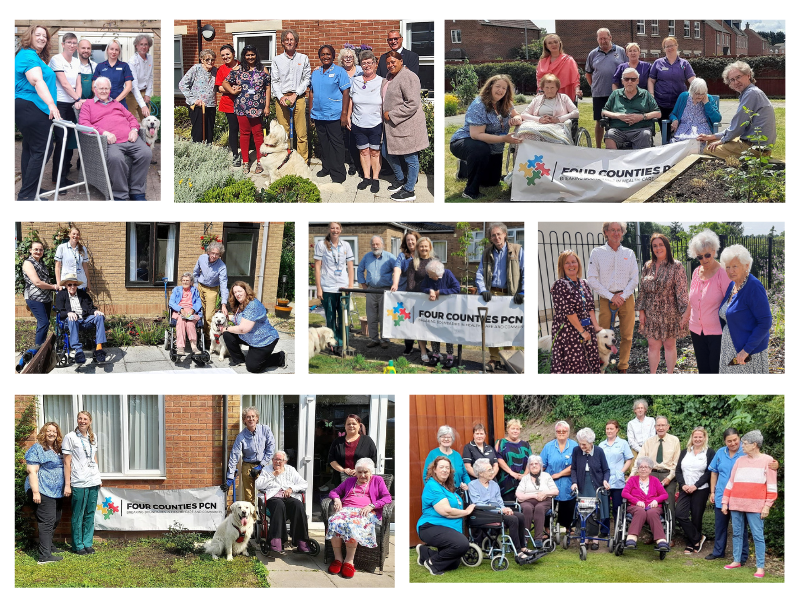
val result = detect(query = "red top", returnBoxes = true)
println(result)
[344,439,358,469]
[216,62,238,113]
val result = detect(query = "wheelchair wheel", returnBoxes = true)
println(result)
[200,351,211,364]
[543,538,556,552]
[659,548,668,560]
[481,536,492,555]
[490,555,509,572]
[306,538,321,556]
[575,128,591,148]
[164,330,170,350]
[169,349,178,362]
[614,542,624,556]
[461,542,483,567]
[579,545,587,561]
[259,540,270,556]
[561,534,569,549]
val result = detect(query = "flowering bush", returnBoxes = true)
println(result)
[174,139,245,202]
[200,234,222,251]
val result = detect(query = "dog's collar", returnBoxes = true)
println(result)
[214,333,221,343]
[277,149,293,170]
[232,523,246,543]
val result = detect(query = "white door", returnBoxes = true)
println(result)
[67,32,139,64]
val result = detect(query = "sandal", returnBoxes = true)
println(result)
[254,163,264,174]
[242,162,250,173]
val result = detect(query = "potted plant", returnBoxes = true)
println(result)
[274,274,292,318]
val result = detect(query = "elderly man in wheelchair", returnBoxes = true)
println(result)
[601,68,661,150]
[54,272,107,364]
[78,76,151,200]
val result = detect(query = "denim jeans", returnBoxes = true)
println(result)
[384,151,419,192]
[731,510,764,568]
[67,314,107,352]
[26,299,52,346]
[711,506,749,561]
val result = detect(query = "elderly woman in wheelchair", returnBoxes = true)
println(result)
[254,451,318,555]
[616,456,671,555]
[668,78,721,143]
[77,76,151,200]
[518,74,580,145]
[169,272,203,356]
[515,455,558,549]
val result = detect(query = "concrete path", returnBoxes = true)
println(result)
[261,532,395,588]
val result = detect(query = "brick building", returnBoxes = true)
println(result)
[308,222,524,288]
[174,19,435,97]
[16,394,394,539]
[744,23,771,56]
[15,222,286,317]
[445,20,540,62]
[15,20,162,99]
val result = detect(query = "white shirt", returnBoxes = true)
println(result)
[271,51,311,98]
[129,52,154,107]
[350,75,384,128]
[62,430,102,487]
[68,292,83,317]
[587,243,639,300]
[314,239,354,293]
[49,54,81,103]
[680,449,709,489]
[255,465,308,501]
[626,416,656,453]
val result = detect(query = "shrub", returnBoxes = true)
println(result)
[444,94,459,116]
[451,59,479,107]
[418,92,434,174]
[510,40,543,61]
[197,177,260,203]
[279,222,295,300]
[163,522,204,555]
[448,61,539,95]
[174,139,244,202]
[263,175,321,203]
[514,93,527,104]
[15,229,62,295]
[15,397,36,549]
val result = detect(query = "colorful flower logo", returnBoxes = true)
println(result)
[518,154,551,186]
[386,302,411,326]
[97,496,120,520]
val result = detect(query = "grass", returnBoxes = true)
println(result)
[15,539,269,587]
[771,107,785,160]
[310,352,431,374]
[408,546,784,583]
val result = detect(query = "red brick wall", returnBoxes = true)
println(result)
[445,21,540,62]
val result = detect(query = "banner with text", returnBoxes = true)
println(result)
[94,486,226,531]
[510,139,702,202]
[382,292,524,347]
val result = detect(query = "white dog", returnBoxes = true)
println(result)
[209,311,229,360]
[260,120,312,185]
[201,501,256,561]
[596,329,618,372]
[309,326,335,360]
[139,115,160,164]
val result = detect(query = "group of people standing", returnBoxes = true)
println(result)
[550,221,772,374]
[179,28,428,201]
[15,25,154,200]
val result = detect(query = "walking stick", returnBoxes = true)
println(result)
[201,102,206,141]
[478,306,488,374]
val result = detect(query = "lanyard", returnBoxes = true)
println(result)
[69,244,83,272]
[76,429,93,462]
[329,241,345,269]
[566,277,587,316]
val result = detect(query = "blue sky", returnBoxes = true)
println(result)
[546,20,785,35]
[655,223,784,236]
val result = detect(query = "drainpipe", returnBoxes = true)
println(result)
[256,223,269,303]
[222,394,228,489]
[486,394,496,447]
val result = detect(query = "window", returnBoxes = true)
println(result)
[695,22,701,39]
[468,231,485,262]
[174,35,184,93]
[391,237,401,256]
[450,29,461,44]
[668,21,675,36]
[651,20,659,36]
[432,240,447,263]
[313,236,358,262]
[684,21,691,38]
[717,32,720,46]
[40,395,165,478]
[223,223,260,290]
[126,223,179,287]
[636,20,645,35]
[507,229,525,248]
[232,32,275,70]
[403,21,435,96]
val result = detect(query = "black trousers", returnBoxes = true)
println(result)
[265,496,308,544]
[190,105,217,144]
[341,124,361,174]
[28,489,63,560]
[224,111,240,157]
[418,523,470,572]
[314,119,346,183]
[691,331,722,374]
[52,101,77,181]
[676,487,710,546]
[555,498,577,529]
[222,332,281,373]
[449,137,503,196]
[16,98,54,200]
[469,509,528,552]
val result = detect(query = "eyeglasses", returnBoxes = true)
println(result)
[556,430,569,434]
[387,37,400,42]
[202,58,214,63]
[622,77,638,82]
[66,284,79,288]
[701,253,713,259]
[728,74,746,83]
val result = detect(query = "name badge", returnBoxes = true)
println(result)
[116,67,123,70]
[334,269,343,276]
[247,88,255,95]
[328,73,335,78]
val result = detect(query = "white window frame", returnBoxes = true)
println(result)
[402,20,434,96]
[450,29,461,44]
[174,35,184,94]
[468,231,485,262]
[651,20,659,37]
[232,31,277,71]
[507,228,525,248]
[390,237,401,256]
[38,395,166,479]
[717,32,720,46]
[695,22,701,39]
[432,240,448,263]
[636,20,645,36]
[668,21,675,37]
[314,235,358,263]
[684,21,691,38]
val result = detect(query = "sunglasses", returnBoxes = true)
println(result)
[622,77,638,82]
[387,37,400,42]
[701,253,713,259]
[66,284,79,288]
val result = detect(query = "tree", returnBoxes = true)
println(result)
[686,222,743,239]
[755,30,785,45]
[668,222,684,239]
[451,59,479,108]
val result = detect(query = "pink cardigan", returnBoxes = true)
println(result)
[329,475,392,520]
[688,265,729,336]
[520,93,579,123]
[621,475,669,505]
[78,98,139,143]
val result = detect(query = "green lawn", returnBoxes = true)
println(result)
[408,546,784,583]
[15,539,269,588]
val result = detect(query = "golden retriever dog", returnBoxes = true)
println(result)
[309,326,335,360]
[260,120,313,185]
[201,501,256,561]
[596,328,618,372]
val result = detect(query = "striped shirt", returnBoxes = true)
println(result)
[722,453,778,512]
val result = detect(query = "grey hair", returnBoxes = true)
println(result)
[282,29,300,45]
[528,454,543,469]
[720,244,753,270]
[199,49,216,62]
[487,222,508,237]
[133,34,153,50]
[688,229,720,259]
[723,60,755,85]
[243,406,260,419]
[207,241,225,255]
[425,259,445,278]
[597,28,612,37]
[637,456,655,469]
[473,458,493,476]
[554,420,570,432]
[688,77,708,96]
[371,235,384,246]
[360,50,376,64]
[655,415,669,425]
[741,430,764,449]
[622,67,639,79]
[603,222,627,234]
[338,47,357,66]
[625,42,640,52]
[274,450,288,461]
[180,271,195,284]
[93,76,112,89]
[633,399,649,411]
[576,427,596,444]
[437,425,455,442]
[355,457,375,472]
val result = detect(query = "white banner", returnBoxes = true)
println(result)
[94,486,226,531]
[382,292,524,347]
[510,139,702,202]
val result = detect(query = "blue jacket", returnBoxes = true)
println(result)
[570,445,610,491]
[169,285,203,315]
[419,269,461,295]
[669,92,721,131]
[718,274,772,355]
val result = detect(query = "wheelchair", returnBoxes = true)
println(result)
[560,487,613,561]
[611,497,673,560]
[54,312,100,367]
[162,278,211,366]
[253,490,321,558]
[599,115,661,149]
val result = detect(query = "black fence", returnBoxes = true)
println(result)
[538,230,783,336]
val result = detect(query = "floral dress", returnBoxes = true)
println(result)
[550,278,602,374]
[635,260,689,340]
[718,278,769,374]
[325,482,379,547]
[226,68,270,118]
[672,99,712,141]
[178,64,217,107]
[496,439,532,500]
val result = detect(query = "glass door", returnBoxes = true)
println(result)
[222,223,260,290]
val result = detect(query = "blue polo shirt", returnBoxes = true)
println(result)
[310,64,351,121]
[357,251,396,288]
[93,60,134,99]
[417,477,464,533]
[585,44,626,97]
[541,438,579,501]
[708,444,746,506]
[15,48,57,114]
